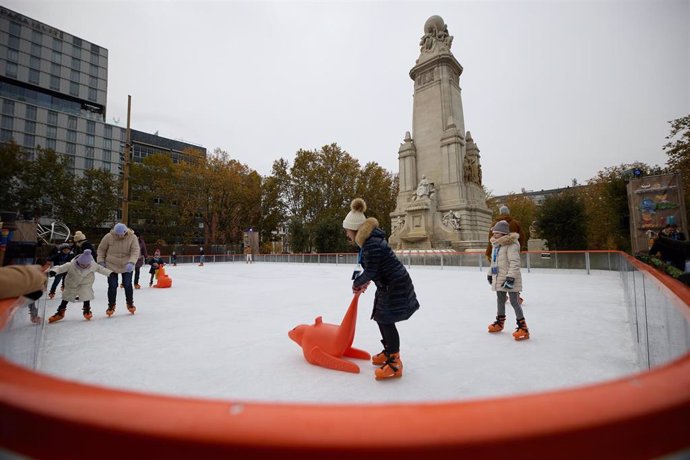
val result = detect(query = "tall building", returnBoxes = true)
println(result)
[0,5,206,177]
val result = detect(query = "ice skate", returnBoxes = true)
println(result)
[106,304,116,317]
[513,318,530,341]
[48,292,55,300]
[48,308,66,323]
[134,284,141,289]
[127,304,136,314]
[83,308,93,320]
[488,315,506,333]
[375,353,403,380]
[371,340,388,366]
[30,314,42,324]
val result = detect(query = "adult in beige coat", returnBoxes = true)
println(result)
[97,223,140,316]
[486,220,529,341]
[0,265,46,300]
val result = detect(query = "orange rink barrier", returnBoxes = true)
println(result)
[1,257,690,459]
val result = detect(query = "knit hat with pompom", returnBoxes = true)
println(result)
[76,249,94,267]
[342,198,367,231]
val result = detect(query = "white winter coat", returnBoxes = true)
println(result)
[488,232,523,292]
[52,259,112,302]
[97,228,140,273]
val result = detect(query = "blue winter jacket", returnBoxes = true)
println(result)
[353,218,420,324]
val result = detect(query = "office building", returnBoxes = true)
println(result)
[0,5,206,177]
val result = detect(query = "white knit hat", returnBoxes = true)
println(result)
[73,231,86,242]
[343,198,367,231]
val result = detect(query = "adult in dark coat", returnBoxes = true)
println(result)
[73,231,95,255]
[485,205,526,261]
[343,198,419,380]
[133,230,148,289]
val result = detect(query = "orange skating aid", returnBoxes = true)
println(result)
[288,292,370,373]
[154,266,172,288]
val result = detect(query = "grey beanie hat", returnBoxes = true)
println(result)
[492,220,510,235]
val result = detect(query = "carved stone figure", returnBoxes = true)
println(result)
[391,216,405,235]
[442,210,462,231]
[413,175,434,200]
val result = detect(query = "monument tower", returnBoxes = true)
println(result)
[389,15,492,251]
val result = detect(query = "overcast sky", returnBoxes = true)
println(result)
[6,0,689,195]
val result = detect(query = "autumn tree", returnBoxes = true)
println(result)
[535,191,587,250]
[354,161,398,236]
[491,194,536,249]
[60,169,119,230]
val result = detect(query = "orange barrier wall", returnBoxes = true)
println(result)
[1,256,690,459]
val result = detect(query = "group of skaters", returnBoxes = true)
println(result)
[1,201,528,382]
[342,199,529,381]
[44,223,169,324]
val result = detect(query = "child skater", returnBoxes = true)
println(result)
[47,249,112,323]
[487,220,529,340]
[48,243,73,299]
[148,249,165,287]
[343,198,420,380]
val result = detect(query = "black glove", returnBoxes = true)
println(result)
[48,270,56,277]
[25,290,44,300]
[487,275,492,285]
[502,277,515,289]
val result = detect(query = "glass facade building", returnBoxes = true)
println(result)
[0,6,205,176]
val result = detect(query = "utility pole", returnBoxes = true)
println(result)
[122,95,132,225]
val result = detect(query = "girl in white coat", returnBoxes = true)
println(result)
[48,249,112,323]
[487,220,529,340]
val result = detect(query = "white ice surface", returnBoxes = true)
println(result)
[36,263,639,404]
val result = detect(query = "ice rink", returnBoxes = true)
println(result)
[35,262,639,404]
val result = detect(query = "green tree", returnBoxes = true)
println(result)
[313,216,350,253]
[288,217,310,253]
[535,191,587,250]
[0,141,25,212]
[60,169,119,230]
[16,147,75,221]
[354,162,398,235]
[664,114,690,222]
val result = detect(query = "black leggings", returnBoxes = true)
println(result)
[58,300,91,311]
[378,322,400,354]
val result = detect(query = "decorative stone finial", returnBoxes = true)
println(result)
[419,15,454,54]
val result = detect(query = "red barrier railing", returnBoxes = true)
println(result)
[1,254,689,459]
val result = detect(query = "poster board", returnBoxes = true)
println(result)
[627,173,687,254]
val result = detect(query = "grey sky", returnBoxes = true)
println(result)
[6,0,689,196]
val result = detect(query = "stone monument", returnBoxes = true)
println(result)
[389,15,492,251]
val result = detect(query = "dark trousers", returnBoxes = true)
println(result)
[134,266,141,285]
[377,322,400,354]
[49,273,66,294]
[108,272,133,306]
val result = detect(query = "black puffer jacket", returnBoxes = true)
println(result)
[353,217,420,324]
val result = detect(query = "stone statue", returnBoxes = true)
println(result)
[442,210,461,231]
[419,15,454,54]
[413,175,434,200]
[391,216,405,235]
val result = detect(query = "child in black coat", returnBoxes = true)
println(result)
[343,198,420,380]
[148,249,165,287]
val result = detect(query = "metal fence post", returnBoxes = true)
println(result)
[585,252,590,275]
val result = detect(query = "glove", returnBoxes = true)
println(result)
[352,280,371,294]
[487,275,492,285]
[125,262,135,272]
[502,277,515,289]
[48,270,56,277]
[24,290,44,301]
[99,261,107,268]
